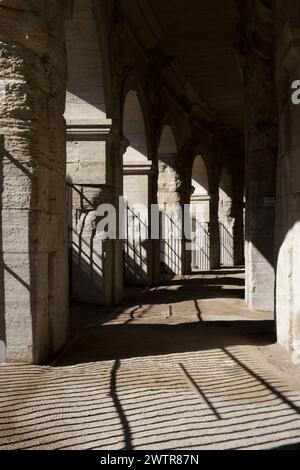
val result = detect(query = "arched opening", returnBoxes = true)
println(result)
[65,0,113,306]
[122,90,151,285]
[123,91,149,167]
[218,164,245,269]
[157,125,183,276]
[218,167,234,266]
[190,155,210,271]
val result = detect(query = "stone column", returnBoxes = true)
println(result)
[238,0,278,311]
[66,124,120,306]
[111,133,128,304]
[275,0,300,357]
[0,1,68,362]
[231,158,245,266]
[209,191,221,270]
[218,168,235,267]
[232,197,245,266]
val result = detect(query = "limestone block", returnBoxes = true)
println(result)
[67,140,106,165]
[65,102,107,122]
[2,252,51,301]
[67,140,107,188]
[68,162,106,187]
[2,163,33,210]
[2,207,68,254]
[2,253,31,303]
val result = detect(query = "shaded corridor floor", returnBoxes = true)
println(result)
[1,270,300,450]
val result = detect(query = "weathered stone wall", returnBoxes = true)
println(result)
[0,0,68,362]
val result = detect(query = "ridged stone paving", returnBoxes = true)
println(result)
[1,271,300,450]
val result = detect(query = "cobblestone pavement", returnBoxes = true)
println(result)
[1,270,300,450]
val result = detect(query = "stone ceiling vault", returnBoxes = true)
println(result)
[148,0,244,135]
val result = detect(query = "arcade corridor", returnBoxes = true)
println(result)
[1,0,300,453]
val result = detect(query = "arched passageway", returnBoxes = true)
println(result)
[218,167,234,266]
[157,125,184,276]
[3,0,300,453]
[190,155,210,271]
[122,90,152,285]
[0,0,297,398]
[218,164,245,269]
[65,0,113,306]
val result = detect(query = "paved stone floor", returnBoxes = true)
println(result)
[1,269,300,450]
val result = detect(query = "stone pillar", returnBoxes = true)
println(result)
[150,160,161,286]
[232,197,245,266]
[275,0,300,356]
[0,1,68,362]
[66,124,120,306]
[218,168,235,267]
[111,134,128,304]
[209,191,221,270]
[238,0,278,311]
[230,159,245,266]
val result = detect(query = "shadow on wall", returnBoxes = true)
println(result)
[191,219,210,271]
[71,228,104,304]
[67,183,106,304]
[190,154,213,272]
[124,206,149,285]
[0,139,38,362]
[219,223,234,266]
[0,136,48,362]
[160,213,182,275]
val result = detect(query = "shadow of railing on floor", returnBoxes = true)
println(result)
[1,347,300,450]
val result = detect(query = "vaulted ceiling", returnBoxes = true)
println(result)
[148,0,244,135]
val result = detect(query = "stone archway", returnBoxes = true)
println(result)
[122,89,152,285]
[157,125,184,276]
[218,167,234,266]
[65,0,114,306]
[190,155,211,271]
